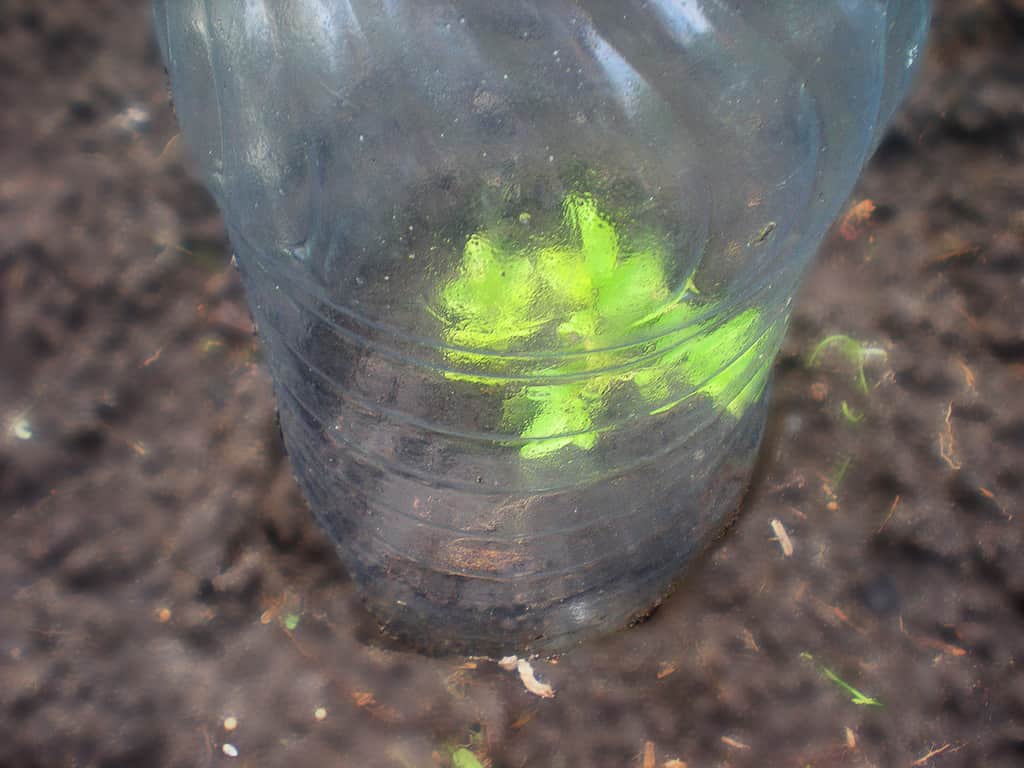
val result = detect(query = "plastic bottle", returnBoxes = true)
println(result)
[155,0,930,655]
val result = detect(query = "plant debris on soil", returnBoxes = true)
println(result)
[2,2,1024,767]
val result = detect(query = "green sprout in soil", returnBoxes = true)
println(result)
[445,728,487,768]
[807,334,888,396]
[830,455,853,491]
[840,400,865,424]
[800,651,883,707]
[449,747,485,768]
[437,192,781,459]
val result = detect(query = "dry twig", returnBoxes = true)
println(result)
[771,519,794,557]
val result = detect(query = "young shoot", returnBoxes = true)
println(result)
[437,192,782,459]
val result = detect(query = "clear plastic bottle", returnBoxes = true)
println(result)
[155,0,929,655]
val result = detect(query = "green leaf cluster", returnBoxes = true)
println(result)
[437,192,779,459]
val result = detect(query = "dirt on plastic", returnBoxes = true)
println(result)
[2,1,1023,766]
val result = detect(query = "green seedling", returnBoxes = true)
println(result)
[830,456,853,491]
[807,334,888,395]
[437,192,782,459]
[840,400,865,423]
[450,747,485,768]
[445,729,487,768]
[800,651,882,707]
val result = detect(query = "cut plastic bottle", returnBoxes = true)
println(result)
[155,0,930,655]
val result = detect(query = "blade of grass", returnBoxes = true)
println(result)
[801,652,882,707]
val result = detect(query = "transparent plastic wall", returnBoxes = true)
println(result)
[156,0,929,654]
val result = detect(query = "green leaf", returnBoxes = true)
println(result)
[801,651,883,707]
[830,456,853,490]
[595,250,668,330]
[463,233,499,277]
[642,309,779,418]
[441,233,546,353]
[557,308,599,344]
[537,246,594,307]
[516,384,598,459]
[563,193,618,285]
[684,309,761,384]
[840,400,864,423]
[820,666,883,707]
[450,747,485,768]
[694,319,774,418]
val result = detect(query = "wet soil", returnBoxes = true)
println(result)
[1,1,1023,766]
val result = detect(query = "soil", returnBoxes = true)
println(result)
[2,1,1023,766]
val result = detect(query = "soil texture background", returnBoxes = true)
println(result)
[2,2,1024,766]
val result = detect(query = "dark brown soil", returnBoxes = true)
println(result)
[2,1,1023,766]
